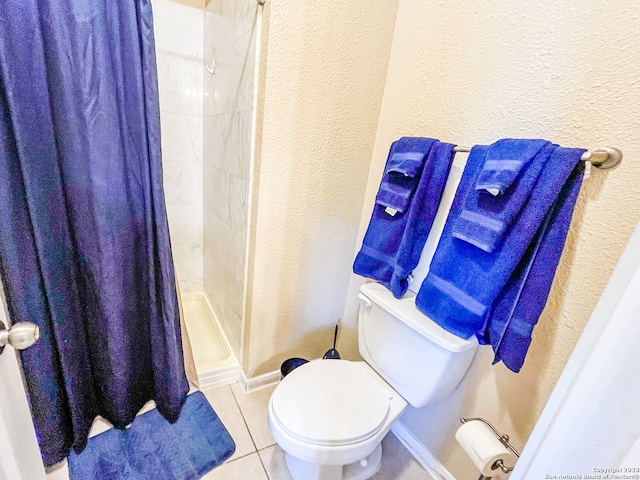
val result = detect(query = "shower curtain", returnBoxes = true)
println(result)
[0,0,189,466]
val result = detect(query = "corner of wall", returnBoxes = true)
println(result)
[241,0,270,375]
[243,0,401,378]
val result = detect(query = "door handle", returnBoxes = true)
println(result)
[0,320,40,355]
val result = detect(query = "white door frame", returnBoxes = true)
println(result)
[512,220,640,476]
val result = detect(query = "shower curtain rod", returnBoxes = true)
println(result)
[452,145,622,169]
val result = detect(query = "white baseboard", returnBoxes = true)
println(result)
[238,368,281,393]
[391,421,457,480]
[197,363,281,393]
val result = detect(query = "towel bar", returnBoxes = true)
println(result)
[452,146,622,169]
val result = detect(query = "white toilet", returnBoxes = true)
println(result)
[267,282,479,480]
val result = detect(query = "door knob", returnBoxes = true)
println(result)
[0,320,40,355]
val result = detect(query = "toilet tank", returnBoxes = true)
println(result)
[358,282,478,408]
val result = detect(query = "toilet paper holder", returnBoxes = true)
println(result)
[459,417,520,475]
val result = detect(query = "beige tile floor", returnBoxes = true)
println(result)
[201,382,434,480]
[46,381,433,480]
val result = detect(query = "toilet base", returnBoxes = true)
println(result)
[284,443,382,480]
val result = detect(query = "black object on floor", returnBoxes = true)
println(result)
[281,357,309,377]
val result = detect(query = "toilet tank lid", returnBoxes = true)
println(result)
[359,282,478,353]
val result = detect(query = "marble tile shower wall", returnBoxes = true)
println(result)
[153,0,205,294]
[203,0,258,358]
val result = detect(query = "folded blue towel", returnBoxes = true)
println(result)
[354,139,455,298]
[389,142,456,296]
[386,151,427,177]
[374,137,438,213]
[483,158,584,372]
[414,146,490,338]
[452,139,553,253]
[415,143,585,369]
[475,138,548,194]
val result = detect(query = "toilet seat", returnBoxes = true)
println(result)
[270,360,391,447]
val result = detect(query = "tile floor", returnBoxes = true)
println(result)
[201,382,433,480]
[46,380,433,480]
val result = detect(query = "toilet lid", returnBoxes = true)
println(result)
[271,360,390,446]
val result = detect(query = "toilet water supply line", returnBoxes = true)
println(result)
[459,417,521,477]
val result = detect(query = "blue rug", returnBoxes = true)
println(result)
[68,391,236,480]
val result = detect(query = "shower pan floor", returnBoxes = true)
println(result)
[181,293,240,390]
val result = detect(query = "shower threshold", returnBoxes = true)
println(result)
[181,292,240,390]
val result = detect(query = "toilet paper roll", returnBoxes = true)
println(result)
[455,420,512,476]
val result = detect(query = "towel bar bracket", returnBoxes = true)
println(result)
[581,146,622,169]
[452,145,622,170]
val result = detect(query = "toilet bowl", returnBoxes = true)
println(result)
[267,282,479,480]
[268,359,407,480]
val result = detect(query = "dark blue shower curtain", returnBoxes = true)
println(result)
[0,0,189,466]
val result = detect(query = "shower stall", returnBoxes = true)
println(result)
[153,0,259,387]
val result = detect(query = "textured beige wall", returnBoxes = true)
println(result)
[341,1,640,478]
[243,0,400,376]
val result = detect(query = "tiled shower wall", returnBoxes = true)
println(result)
[203,0,258,359]
[153,0,256,357]
[153,0,205,294]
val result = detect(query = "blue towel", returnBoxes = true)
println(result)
[415,143,584,372]
[354,139,455,298]
[475,138,548,194]
[452,139,553,252]
[482,160,584,372]
[374,137,437,213]
[390,142,457,296]
[68,391,236,480]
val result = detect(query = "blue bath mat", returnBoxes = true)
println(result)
[68,391,235,480]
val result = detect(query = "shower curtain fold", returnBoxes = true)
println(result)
[0,0,189,466]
